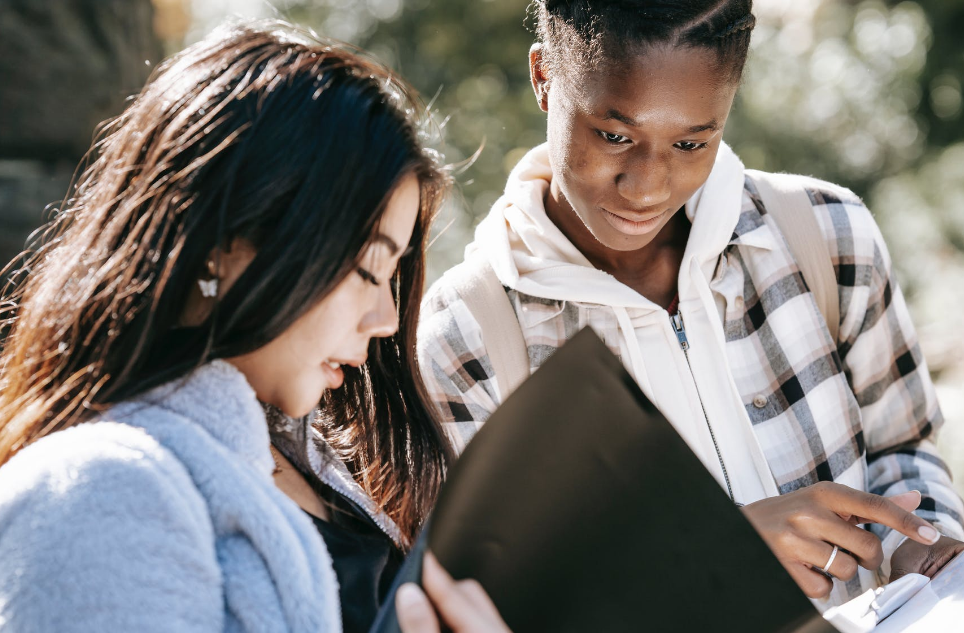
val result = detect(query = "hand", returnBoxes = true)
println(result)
[890,534,964,583]
[396,552,511,633]
[742,483,940,599]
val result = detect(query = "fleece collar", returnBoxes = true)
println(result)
[132,360,275,477]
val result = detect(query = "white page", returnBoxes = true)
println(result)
[875,552,964,632]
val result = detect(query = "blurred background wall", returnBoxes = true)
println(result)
[1,0,961,490]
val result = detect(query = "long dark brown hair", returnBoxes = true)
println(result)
[0,20,453,545]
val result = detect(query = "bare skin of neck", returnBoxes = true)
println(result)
[544,185,690,310]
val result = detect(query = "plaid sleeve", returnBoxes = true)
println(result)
[417,279,503,454]
[823,187,964,558]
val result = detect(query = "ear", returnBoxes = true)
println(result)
[529,43,550,113]
[212,237,258,294]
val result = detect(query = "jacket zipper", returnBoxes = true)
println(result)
[670,311,736,503]
[318,462,403,547]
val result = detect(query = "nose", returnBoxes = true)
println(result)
[615,148,672,208]
[360,282,399,339]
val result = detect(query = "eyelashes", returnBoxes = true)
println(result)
[598,130,630,144]
[356,268,380,286]
[675,141,708,152]
[595,129,709,152]
[357,244,416,287]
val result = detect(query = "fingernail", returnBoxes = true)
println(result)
[918,525,940,543]
[396,583,422,608]
[893,490,921,499]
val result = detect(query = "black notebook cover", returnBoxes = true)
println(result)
[372,328,838,632]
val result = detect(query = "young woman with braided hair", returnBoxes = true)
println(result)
[418,0,964,608]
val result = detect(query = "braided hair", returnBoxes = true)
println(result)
[532,0,756,82]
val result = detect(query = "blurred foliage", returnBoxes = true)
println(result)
[184,1,964,322]
[275,0,545,282]
[728,0,964,363]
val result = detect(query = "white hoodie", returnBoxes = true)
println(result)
[466,142,779,505]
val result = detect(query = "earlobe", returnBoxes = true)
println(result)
[528,43,550,113]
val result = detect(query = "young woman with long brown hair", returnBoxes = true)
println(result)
[0,20,507,633]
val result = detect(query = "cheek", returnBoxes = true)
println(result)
[678,148,721,193]
[549,127,610,201]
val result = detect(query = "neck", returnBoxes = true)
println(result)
[544,183,689,306]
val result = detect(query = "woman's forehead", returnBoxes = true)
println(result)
[561,46,738,126]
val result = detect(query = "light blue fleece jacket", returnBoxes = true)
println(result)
[0,361,342,632]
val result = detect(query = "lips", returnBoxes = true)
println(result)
[600,207,668,236]
[321,362,344,389]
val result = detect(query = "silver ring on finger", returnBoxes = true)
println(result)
[820,545,839,575]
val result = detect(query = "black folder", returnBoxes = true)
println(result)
[372,328,838,632]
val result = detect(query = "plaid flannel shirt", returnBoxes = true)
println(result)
[417,174,964,600]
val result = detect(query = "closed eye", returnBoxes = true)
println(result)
[675,141,708,152]
[356,267,380,286]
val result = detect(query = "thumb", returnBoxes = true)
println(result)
[396,583,440,633]
[888,490,922,513]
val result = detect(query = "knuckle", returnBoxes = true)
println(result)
[854,534,884,569]
[458,579,486,596]
[774,531,798,553]
[812,481,835,496]
[866,493,888,515]
[836,554,859,581]
[869,547,884,570]
[788,511,815,532]
[901,510,922,533]
[860,531,883,555]
[804,576,833,599]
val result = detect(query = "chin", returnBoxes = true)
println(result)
[283,403,316,419]
[591,223,658,252]
[273,391,323,419]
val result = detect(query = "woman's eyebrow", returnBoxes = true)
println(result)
[600,108,639,126]
[372,233,400,255]
[686,120,719,134]
[598,109,719,135]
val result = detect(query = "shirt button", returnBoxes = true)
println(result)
[752,394,768,408]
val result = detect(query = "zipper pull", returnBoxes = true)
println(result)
[670,313,690,351]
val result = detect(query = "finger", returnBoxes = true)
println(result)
[786,562,834,600]
[920,538,964,578]
[792,512,884,570]
[850,491,921,525]
[814,484,939,545]
[396,583,440,633]
[454,577,501,615]
[889,566,911,583]
[780,526,863,580]
[816,544,860,581]
[421,552,477,630]
[888,490,922,513]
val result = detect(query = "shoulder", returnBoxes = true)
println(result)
[0,420,204,516]
[744,170,886,261]
[419,259,490,345]
[0,422,220,629]
[745,170,865,216]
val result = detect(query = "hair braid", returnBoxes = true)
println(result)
[713,13,757,39]
[532,0,755,81]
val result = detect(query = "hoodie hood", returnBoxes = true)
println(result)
[468,141,745,312]
[467,142,779,504]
